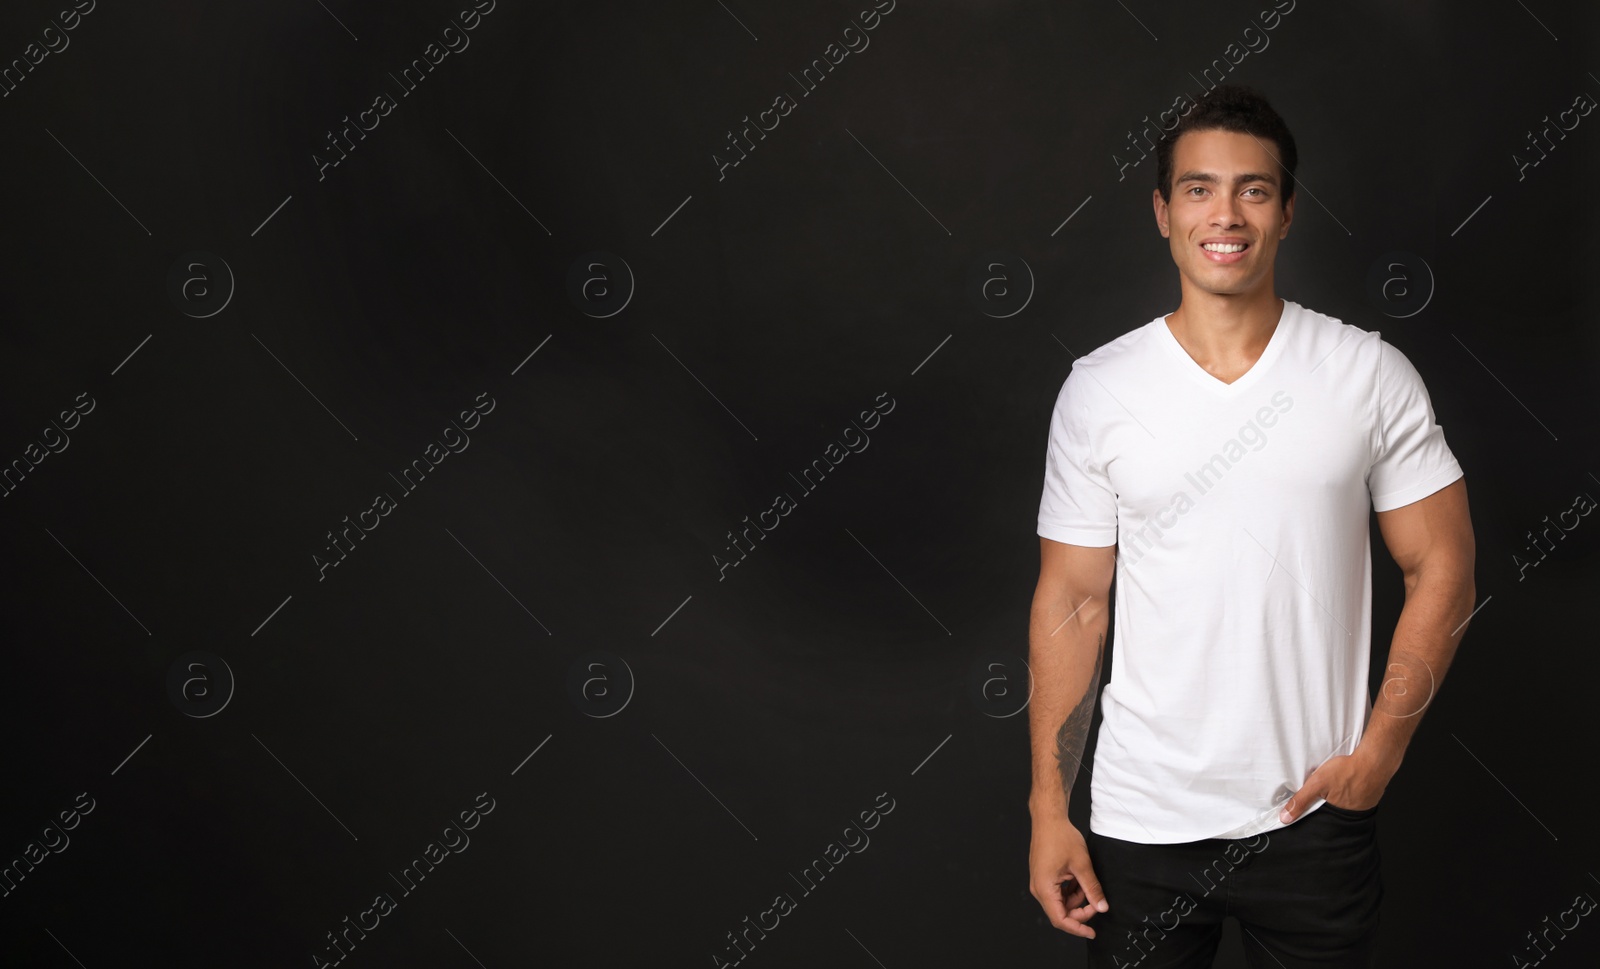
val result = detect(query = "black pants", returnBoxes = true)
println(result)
[1084,803,1383,968]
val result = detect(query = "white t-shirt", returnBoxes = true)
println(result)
[1037,298,1464,844]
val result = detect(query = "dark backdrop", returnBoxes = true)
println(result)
[2,1,1596,966]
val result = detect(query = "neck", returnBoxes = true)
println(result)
[1166,291,1286,361]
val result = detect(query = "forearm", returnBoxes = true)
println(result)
[1356,568,1477,779]
[1027,591,1109,819]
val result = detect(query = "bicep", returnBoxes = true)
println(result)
[1034,537,1116,620]
[1375,476,1474,581]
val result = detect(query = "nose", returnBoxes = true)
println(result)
[1210,192,1245,229]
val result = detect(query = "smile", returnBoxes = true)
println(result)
[1200,241,1249,264]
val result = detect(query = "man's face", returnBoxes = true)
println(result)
[1153,128,1294,298]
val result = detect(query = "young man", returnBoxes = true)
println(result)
[1026,85,1476,968]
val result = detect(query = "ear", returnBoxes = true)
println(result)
[1280,191,1295,238]
[1153,188,1170,238]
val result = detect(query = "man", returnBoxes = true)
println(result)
[1026,84,1476,968]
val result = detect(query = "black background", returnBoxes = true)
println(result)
[1,0,1597,966]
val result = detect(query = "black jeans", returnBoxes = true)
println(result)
[1083,803,1383,968]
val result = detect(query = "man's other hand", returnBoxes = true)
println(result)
[1029,814,1110,938]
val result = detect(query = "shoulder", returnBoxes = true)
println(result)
[1055,314,1165,400]
[1283,299,1390,376]
[1286,302,1443,413]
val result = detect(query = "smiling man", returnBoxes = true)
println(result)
[1026,85,1476,967]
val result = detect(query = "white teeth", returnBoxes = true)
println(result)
[1202,243,1246,253]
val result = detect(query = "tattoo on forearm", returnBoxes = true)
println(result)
[1054,633,1104,803]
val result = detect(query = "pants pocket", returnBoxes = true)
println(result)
[1320,801,1379,820]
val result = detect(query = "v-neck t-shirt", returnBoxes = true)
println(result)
[1036,298,1464,843]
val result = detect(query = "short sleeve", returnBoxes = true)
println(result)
[1037,365,1119,546]
[1368,340,1464,512]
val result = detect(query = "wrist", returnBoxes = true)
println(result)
[1028,791,1069,819]
[1354,741,1403,782]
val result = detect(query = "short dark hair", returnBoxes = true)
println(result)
[1156,84,1297,212]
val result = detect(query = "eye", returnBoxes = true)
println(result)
[1243,187,1265,197]
[1186,186,1206,196]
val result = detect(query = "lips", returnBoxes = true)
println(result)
[1199,240,1249,264]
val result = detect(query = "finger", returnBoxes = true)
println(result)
[1040,878,1101,939]
[1065,898,1102,937]
[1073,861,1110,915]
[1033,879,1074,935]
[1282,788,1319,822]
[1056,906,1098,940]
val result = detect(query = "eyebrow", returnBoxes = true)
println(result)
[1174,171,1280,187]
